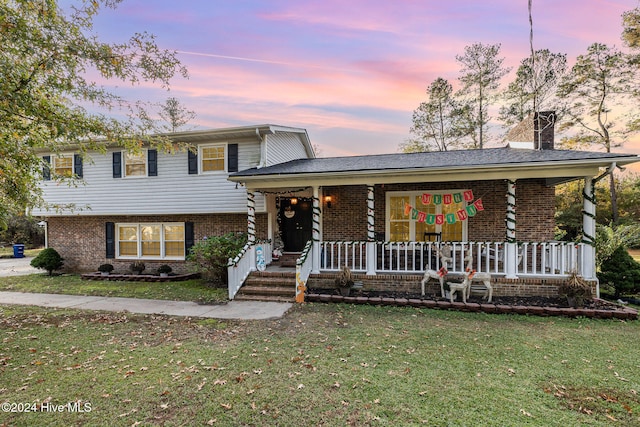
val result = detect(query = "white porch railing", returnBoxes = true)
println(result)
[295,240,313,302]
[319,241,590,278]
[227,240,272,300]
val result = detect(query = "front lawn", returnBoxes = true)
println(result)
[0,274,227,304]
[0,303,637,426]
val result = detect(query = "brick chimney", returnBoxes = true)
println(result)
[534,111,555,150]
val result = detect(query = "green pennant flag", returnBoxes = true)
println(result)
[426,214,436,225]
[411,208,419,220]
[446,213,456,224]
[466,204,477,217]
[433,194,442,205]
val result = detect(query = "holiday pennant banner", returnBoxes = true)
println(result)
[404,198,485,224]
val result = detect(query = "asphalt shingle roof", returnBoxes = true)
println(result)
[231,147,638,177]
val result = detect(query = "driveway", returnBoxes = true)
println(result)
[0,256,40,277]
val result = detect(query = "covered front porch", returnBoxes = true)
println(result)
[228,178,601,302]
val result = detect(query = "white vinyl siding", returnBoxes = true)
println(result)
[117,222,185,260]
[265,132,310,166]
[34,141,265,216]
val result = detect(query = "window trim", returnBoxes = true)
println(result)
[115,222,186,260]
[198,143,227,174]
[385,190,468,242]
[123,150,148,178]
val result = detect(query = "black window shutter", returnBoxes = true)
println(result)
[228,143,238,172]
[73,154,83,178]
[42,156,51,180]
[106,222,115,259]
[188,150,198,174]
[112,152,122,178]
[148,149,157,176]
[185,222,194,255]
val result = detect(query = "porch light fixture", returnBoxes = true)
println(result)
[290,197,298,205]
[324,195,332,208]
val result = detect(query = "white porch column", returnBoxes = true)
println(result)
[247,189,256,271]
[505,179,518,279]
[312,186,321,274]
[582,177,597,281]
[366,184,377,276]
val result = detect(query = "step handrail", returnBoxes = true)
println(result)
[295,240,313,303]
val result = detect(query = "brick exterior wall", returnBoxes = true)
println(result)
[308,273,597,299]
[322,179,555,242]
[47,213,267,273]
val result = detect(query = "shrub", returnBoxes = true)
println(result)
[30,248,64,276]
[157,264,172,274]
[130,261,145,274]
[98,263,114,273]
[597,245,640,298]
[187,232,247,285]
[558,271,592,308]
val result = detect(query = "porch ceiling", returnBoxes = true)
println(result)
[229,147,639,189]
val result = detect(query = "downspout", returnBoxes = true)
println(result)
[256,128,266,168]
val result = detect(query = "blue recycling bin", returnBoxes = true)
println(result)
[13,244,25,258]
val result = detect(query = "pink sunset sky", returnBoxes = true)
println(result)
[77,0,640,161]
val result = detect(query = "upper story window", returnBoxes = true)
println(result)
[124,151,147,177]
[112,149,157,178]
[200,144,226,173]
[52,154,74,177]
[188,143,238,175]
[42,153,83,180]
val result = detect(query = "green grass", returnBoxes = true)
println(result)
[0,274,227,304]
[0,303,638,426]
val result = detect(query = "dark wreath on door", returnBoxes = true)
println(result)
[278,197,313,252]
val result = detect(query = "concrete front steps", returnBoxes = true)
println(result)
[234,271,297,303]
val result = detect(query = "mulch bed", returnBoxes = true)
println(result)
[306,288,638,320]
[81,272,200,282]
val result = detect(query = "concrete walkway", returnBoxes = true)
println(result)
[0,257,292,320]
[0,291,292,320]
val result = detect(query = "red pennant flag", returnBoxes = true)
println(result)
[404,203,412,215]
[456,209,468,221]
[421,193,432,205]
[474,198,484,211]
[463,190,474,201]
[443,194,452,205]
[417,212,426,223]
[436,214,444,225]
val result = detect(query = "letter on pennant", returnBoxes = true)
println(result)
[433,194,442,205]
[463,190,474,201]
[426,214,436,225]
[404,203,412,215]
[436,214,444,225]
[411,208,419,220]
[456,209,468,221]
[474,198,484,211]
[446,213,456,224]
[443,194,452,205]
[465,204,477,217]
[417,211,426,223]
[453,192,463,203]
[421,193,432,205]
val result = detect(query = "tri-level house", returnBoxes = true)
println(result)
[33,125,314,273]
[35,116,640,302]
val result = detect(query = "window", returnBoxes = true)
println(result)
[116,223,185,259]
[386,191,467,242]
[124,151,147,177]
[113,149,156,178]
[52,154,74,177]
[200,144,226,173]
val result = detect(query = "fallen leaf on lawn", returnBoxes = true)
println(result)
[507,368,516,376]
[520,409,532,417]
[207,419,216,425]
[247,389,255,395]
[419,391,428,396]
[297,384,304,389]
[213,379,227,386]
[220,403,232,410]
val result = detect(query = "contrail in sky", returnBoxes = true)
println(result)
[176,50,359,73]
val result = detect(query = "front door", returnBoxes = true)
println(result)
[279,198,312,252]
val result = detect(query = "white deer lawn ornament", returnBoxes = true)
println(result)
[421,244,453,297]
[462,254,493,302]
